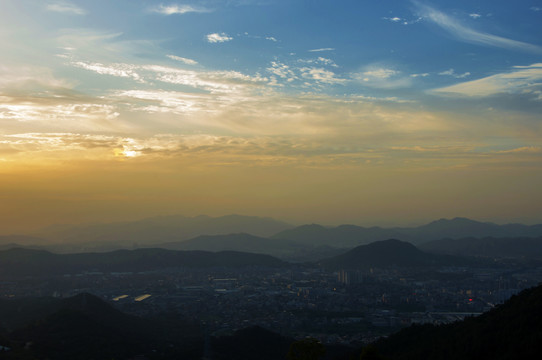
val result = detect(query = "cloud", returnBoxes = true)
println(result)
[432,63,542,98]
[383,16,422,25]
[206,33,233,43]
[438,68,471,78]
[267,61,297,81]
[414,2,542,54]
[266,58,344,87]
[352,66,412,89]
[308,48,335,52]
[495,146,542,154]
[167,55,198,65]
[300,67,345,85]
[298,57,338,68]
[72,61,268,93]
[266,36,278,42]
[531,7,542,12]
[72,61,144,82]
[469,13,482,19]
[46,2,86,15]
[151,4,211,15]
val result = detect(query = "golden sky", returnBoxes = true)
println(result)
[1,1,542,233]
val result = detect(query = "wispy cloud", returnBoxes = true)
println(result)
[46,2,86,15]
[469,13,482,19]
[298,57,338,68]
[438,68,471,78]
[300,67,345,85]
[495,146,542,154]
[267,61,297,81]
[71,61,267,93]
[414,2,542,54]
[432,63,542,98]
[151,4,211,15]
[167,55,198,65]
[383,16,422,25]
[353,66,412,89]
[206,32,233,43]
[308,48,335,52]
[384,17,402,22]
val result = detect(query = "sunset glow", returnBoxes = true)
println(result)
[1,0,541,232]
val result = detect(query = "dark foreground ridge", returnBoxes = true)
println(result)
[373,284,542,360]
[0,293,203,359]
[2,284,542,359]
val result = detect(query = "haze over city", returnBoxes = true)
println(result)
[1,0,542,234]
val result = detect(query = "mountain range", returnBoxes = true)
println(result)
[0,247,286,279]
[419,236,542,259]
[30,214,293,248]
[2,216,542,261]
[273,217,542,246]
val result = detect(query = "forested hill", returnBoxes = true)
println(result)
[374,284,542,360]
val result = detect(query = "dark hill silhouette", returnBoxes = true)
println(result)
[419,236,542,259]
[211,326,294,360]
[0,247,286,278]
[6,293,202,359]
[211,326,351,360]
[374,284,542,360]
[319,239,467,270]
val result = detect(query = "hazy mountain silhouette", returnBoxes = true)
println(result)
[404,217,542,241]
[157,233,304,256]
[6,216,542,256]
[318,239,469,270]
[0,235,49,248]
[419,236,542,259]
[274,217,542,247]
[272,224,407,247]
[0,247,286,278]
[374,284,542,360]
[32,214,293,248]
[156,233,347,262]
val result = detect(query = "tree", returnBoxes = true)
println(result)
[360,345,386,360]
[286,338,326,360]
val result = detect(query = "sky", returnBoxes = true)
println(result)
[1,0,542,233]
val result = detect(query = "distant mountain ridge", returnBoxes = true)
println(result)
[272,224,407,247]
[273,217,542,247]
[158,233,298,253]
[3,216,542,258]
[0,247,286,278]
[419,236,542,259]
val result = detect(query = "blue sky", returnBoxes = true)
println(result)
[0,0,542,230]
